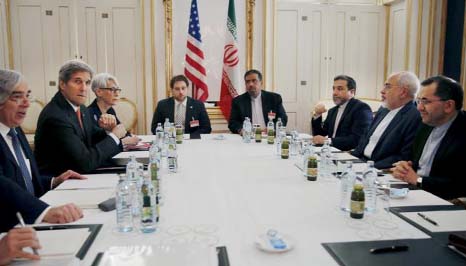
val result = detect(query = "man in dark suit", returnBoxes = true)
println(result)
[228,69,287,134]
[34,60,127,176]
[0,69,88,196]
[352,71,421,169]
[0,176,83,264]
[151,75,211,135]
[311,75,372,151]
[392,75,466,200]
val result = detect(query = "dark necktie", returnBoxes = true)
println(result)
[8,128,35,195]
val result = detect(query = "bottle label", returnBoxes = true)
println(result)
[350,200,365,214]
[307,167,317,177]
[141,207,153,223]
[281,148,289,157]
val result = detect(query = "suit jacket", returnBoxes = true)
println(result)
[311,98,372,151]
[0,176,48,232]
[352,102,421,169]
[0,127,51,197]
[34,92,122,176]
[228,90,288,134]
[411,111,466,200]
[150,96,211,135]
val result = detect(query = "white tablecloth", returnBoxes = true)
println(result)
[39,134,452,266]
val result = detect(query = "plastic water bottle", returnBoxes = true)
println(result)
[276,118,283,133]
[140,175,157,233]
[116,175,133,232]
[275,129,285,156]
[149,141,162,204]
[126,156,141,217]
[363,161,377,213]
[163,118,170,133]
[266,229,287,250]
[339,162,357,212]
[302,141,315,171]
[267,119,275,144]
[243,117,252,143]
[319,140,332,179]
[155,123,163,138]
[167,137,178,172]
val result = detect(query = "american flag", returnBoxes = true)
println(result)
[184,0,208,102]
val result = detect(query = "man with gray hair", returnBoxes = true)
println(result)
[35,60,127,175]
[352,71,421,169]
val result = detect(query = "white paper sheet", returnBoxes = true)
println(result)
[55,174,119,190]
[332,152,358,161]
[402,210,466,232]
[40,189,114,209]
[35,228,91,257]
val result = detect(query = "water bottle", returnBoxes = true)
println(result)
[155,123,163,138]
[168,137,178,172]
[149,141,162,204]
[276,118,283,134]
[363,161,377,213]
[275,129,285,156]
[162,119,170,157]
[290,130,299,156]
[266,229,287,250]
[163,118,170,133]
[116,175,133,232]
[267,119,275,144]
[242,117,252,143]
[140,175,157,233]
[126,156,141,217]
[302,141,314,171]
[339,162,356,212]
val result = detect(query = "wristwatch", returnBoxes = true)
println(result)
[416,177,423,188]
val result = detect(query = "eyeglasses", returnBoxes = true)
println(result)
[415,98,448,106]
[8,90,32,104]
[382,83,399,90]
[100,87,122,93]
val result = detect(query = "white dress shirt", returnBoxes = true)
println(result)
[363,105,403,158]
[417,113,457,177]
[0,122,51,223]
[251,92,266,128]
[332,101,349,138]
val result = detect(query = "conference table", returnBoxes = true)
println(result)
[35,134,464,266]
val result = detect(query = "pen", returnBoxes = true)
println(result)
[370,245,409,254]
[16,212,39,255]
[417,212,438,226]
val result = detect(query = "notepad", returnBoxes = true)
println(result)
[56,174,119,190]
[402,210,466,232]
[40,189,114,209]
[34,228,91,257]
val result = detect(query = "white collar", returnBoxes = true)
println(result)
[175,97,188,107]
[65,98,80,112]
[0,122,12,139]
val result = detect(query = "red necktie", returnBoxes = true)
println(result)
[76,109,84,129]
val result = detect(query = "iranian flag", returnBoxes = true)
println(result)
[218,0,240,120]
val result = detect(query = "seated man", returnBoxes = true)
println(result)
[392,76,466,200]
[88,72,139,147]
[0,177,82,264]
[352,71,421,169]
[229,69,287,134]
[34,60,127,175]
[0,69,86,196]
[312,75,372,151]
[151,75,211,135]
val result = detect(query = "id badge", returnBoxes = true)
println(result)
[190,120,200,127]
[268,111,276,120]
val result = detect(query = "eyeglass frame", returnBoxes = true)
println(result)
[8,90,33,104]
[415,97,449,106]
[99,87,122,93]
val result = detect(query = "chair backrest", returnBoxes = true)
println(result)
[113,97,138,133]
[22,99,45,134]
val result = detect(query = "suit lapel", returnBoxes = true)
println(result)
[0,134,17,165]
[430,114,460,169]
[185,97,194,129]
[168,98,175,123]
[261,91,269,123]
[367,108,389,137]
[243,94,252,120]
[413,126,433,165]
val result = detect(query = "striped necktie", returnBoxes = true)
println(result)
[8,128,35,195]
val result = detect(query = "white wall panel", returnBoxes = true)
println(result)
[0,0,7,69]
[388,1,406,74]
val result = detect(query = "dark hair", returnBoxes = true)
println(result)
[421,75,463,110]
[334,75,356,91]
[170,75,189,89]
[244,69,263,81]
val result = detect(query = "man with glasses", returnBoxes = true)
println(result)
[88,73,139,148]
[392,75,466,200]
[311,75,372,151]
[351,71,421,169]
[229,69,287,134]
[0,69,83,225]
[35,60,127,175]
